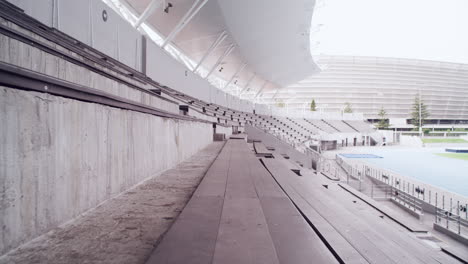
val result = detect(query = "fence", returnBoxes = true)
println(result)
[336,154,468,237]
[435,197,468,236]
[318,157,346,181]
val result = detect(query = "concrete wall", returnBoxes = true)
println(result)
[378,130,395,144]
[0,24,178,114]
[7,0,142,70]
[6,0,258,113]
[146,40,210,103]
[216,125,233,138]
[400,135,423,147]
[0,87,213,255]
[145,40,255,112]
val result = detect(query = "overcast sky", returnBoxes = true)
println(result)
[310,0,468,64]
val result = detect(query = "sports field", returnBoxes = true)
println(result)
[422,138,468,143]
[350,147,468,197]
[436,153,468,161]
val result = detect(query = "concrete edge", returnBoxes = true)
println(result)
[320,172,340,181]
[338,183,428,233]
[433,223,468,246]
[389,198,423,220]
[441,247,468,264]
[143,141,227,262]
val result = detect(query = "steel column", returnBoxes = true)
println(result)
[254,81,268,99]
[272,89,280,99]
[162,0,209,48]
[134,0,164,29]
[193,30,227,73]
[239,73,256,95]
[204,44,235,79]
[223,63,246,90]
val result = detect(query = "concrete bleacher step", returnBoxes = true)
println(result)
[261,158,458,264]
[343,120,361,132]
[261,158,371,264]
[146,139,338,264]
[441,246,468,264]
[338,184,427,233]
[253,142,274,158]
[322,119,341,132]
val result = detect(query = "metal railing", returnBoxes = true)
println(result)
[370,183,393,200]
[435,196,468,237]
[337,155,468,237]
[391,188,424,213]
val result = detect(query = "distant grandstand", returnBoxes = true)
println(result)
[268,55,468,123]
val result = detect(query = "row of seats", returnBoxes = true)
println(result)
[146,139,338,264]
[147,138,456,264]
[1,3,376,147]
[344,120,376,133]
[248,115,377,148]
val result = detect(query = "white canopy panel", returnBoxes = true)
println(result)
[217,0,319,86]
[124,0,318,90]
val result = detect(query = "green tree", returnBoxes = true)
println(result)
[310,99,317,111]
[343,102,353,113]
[377,107,389,129]
[411,95,429,131]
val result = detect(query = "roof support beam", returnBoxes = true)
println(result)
[204,44,235,80]
[272,89,280,99]
[223,63,246,90]
[239,73,256,96]
[193,30,227,73]
[254,81,268,99]
[134,0,164,29]
[162,0,209,48]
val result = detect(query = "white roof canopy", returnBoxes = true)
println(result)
[217,0,319,86]
[124,0,318,93]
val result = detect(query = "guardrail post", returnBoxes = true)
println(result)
[435,193,438,222]
[444,196,448,229]
[457,201,460,235]
[442,195,445,210]
[450,198,453,215]
[371,183,374,198]
[446,210,449,229]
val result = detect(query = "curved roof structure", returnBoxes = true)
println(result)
[123,0,318,90]
[263,55,468,120]
[217,0,319,86]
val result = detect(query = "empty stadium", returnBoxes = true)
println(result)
[0,0,467,263]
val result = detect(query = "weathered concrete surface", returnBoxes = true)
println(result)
[0,19,179,114]
[0,141,225,264]
[0,87,213,255]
